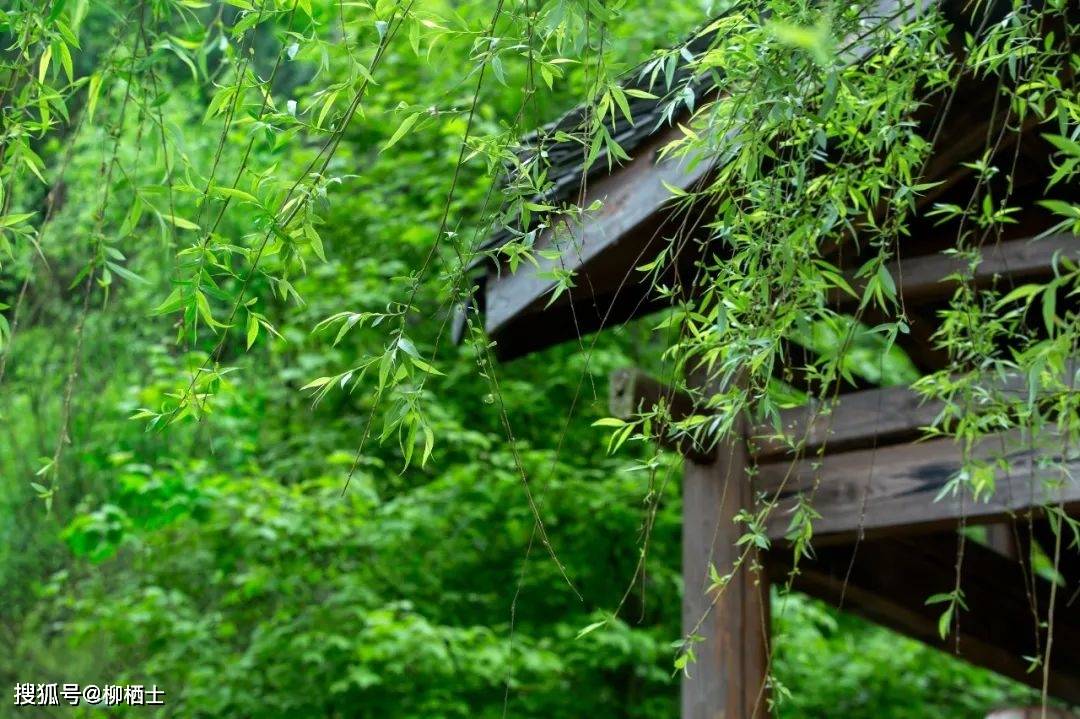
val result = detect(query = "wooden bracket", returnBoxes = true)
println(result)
[608,368,714,464]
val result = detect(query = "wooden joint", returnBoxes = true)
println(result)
[608,368,715,464]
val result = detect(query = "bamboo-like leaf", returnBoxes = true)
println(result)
[382,112,420,152]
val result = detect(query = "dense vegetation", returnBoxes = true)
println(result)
[0,0,1074,717]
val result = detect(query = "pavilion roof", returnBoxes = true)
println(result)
[458,0,1073,366]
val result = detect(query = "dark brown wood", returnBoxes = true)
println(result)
[752,360,1079,460]
[609,368,696,422]
[750,382,942,460]
[475,26,1070,365]
[771,338,883,396]
[479,0,951,361]
[832,234,1079,309]
[983,520,1022,559]
[613,368,941,463]
[486,284,675,361]
[758,429,1080,542]
[609,369,713,463]
[683,412,770,719]
[912,100,1038,214]
[1031,519,1080,611]
[896,308,951,373]
[485,122,713,341]
[768,532,1080,703]
[614,362,1078,465]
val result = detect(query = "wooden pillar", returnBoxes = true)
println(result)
[604,368,771,717]
[682,415,770,719]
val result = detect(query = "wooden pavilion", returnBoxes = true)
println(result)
[460,0,1080,716]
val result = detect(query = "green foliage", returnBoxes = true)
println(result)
[0,0,1077,716]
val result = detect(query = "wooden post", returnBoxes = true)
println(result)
[682,413,770,719]
[605,368,771,716]
[983,521,1021,559]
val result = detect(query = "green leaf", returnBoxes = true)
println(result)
[610,86,633,125]
[301,376,334,391]
[996,283,1042,307]
[0,212,35,228]
[58,41,74,83]
[1041,285,1057,335]
[1038,199,1080,219]
[1043,133,1080,158]
[382,112,420,152]
[38,44,53,83]
[151,288,184,315]
[86,73,103,122]
[876,264,897,301]
[105,261,147,284]
[575,619,608,640]
[162,214,201,230]
[937,604,953,639]
[421,425,434,467]
[209,185,258,204]
[194,290,224,329]
[396,335,419,358]
[410,356,444,376]
[661,180,687,197]
[246,313,259,349]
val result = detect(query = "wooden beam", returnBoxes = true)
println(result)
[488,283,672,361]
[750,381,941,460]
[752,359,1079,460]
[833,234,1078,309]
[608,369,927,464]
[608,368,713,463]
[614,363,1077,463]
[683,410,770,719]
[908,95,1042,215]
[476,3,1064,362]
[768,532,1080,704]
[982,520,1022,559]
[485,122,713,339]
[758,429,1080,542]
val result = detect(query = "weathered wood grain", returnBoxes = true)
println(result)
[833,234,1079,308]
[683,412,770,719]
[484,122,713,339]
[750,382,943,460]
[481,0,956,359]
[617,362,1078,462]
[759,429,1080,541]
